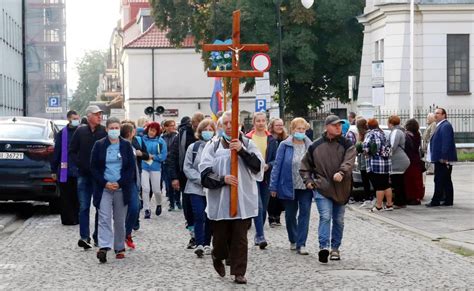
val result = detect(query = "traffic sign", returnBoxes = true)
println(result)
[251,53,271,72]
[48,96,60,107]
[255,99,266,112]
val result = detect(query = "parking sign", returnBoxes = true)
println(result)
[255,99,266,112]
[48,96,60,107]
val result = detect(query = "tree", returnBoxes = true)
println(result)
[151,0,364,116]
[69,50,107,115]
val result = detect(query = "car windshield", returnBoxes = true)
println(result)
[0,124,46,140]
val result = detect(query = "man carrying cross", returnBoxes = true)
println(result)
[199,111,264,284]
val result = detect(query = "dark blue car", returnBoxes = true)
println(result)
[0,117,60,212]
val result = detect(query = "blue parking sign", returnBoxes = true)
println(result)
[255,99,266,112]
[48,96,60,107]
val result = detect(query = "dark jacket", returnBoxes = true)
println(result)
[269,136,312,200]
[169,123,196,180]
[162,132,177,165]
[90,137,136,208]
[430,120,458,162]
[131,136,150,173]
[51,125,79,178]
[69,124,107,176]
[300,133,356,205]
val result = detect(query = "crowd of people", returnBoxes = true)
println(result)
[50,105,457,284]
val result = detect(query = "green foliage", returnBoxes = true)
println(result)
[69,50,107,115]
[151,0,364,116]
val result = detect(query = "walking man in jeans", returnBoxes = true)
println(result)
[300,115,356,263]
[69,105,107,249]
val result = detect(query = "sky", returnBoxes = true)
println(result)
[66,0,120,94]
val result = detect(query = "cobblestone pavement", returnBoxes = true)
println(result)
[1,202,474,289]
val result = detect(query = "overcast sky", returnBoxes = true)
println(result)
[66,0,120,94]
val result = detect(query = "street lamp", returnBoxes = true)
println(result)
[274,0,313,118]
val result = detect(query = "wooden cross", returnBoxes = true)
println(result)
[203,10,269,217]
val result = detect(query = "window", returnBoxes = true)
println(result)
[374,39,384,61]
[447,34,470,94]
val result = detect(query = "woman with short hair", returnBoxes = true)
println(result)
[91,117,136,263]
[388,115,410,208]
[269,118,313,255]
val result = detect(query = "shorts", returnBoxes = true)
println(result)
[368,172,390,191]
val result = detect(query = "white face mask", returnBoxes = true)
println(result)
[71,120,80,127]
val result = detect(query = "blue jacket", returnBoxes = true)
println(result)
[269,136,312,200]
[430,120,458,162]
[141,135,168,172]
[90,137,136,208]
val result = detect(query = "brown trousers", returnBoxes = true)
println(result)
[211,219,251,276]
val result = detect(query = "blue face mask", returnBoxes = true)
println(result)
[217,128,224,138]
[294,132,306,141]
[222,131,232,142]
[71,120,80,127]
[201,131,214,141]
[108,129,120,140]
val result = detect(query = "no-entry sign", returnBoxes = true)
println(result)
[251,53,271,72]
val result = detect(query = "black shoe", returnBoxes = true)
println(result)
[234,275,247,284]
[425,202,441,207]
[441,202,453,206]
[78,238,92,250]
[133,219,140,231]
[187,237,196,249]
[259,240,268,250]
[176,202,182,210]
[155,205,162,216]
[212,257,225,277]
[318,249,329,263]
[96,248,107,263]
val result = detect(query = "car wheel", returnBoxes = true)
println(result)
[49,198,61,214]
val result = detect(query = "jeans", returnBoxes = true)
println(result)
[253,181,270,242]
[282,189,313,248]
[98,189,127,251]
[77,175,97,241]
[315,191,345,250]
[162,164,181,208]
[125,184,140,236]
[189,194,211,246]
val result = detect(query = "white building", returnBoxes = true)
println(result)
[0,0,23,116]
[120,3,258,123]
[357,0,474,113]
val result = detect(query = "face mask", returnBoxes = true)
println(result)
[222,131,232,142]
[108,129,120,140]
[71,120,80,127]
[294,132,306,141]
[201,131,214,141]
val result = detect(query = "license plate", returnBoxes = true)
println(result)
[0,152,24,160]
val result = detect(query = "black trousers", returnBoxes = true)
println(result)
[267,196,284,222]
[211,219,251,276]
[391,174,407,206]
[432,162,454,205]
[58,177,79,225]
[180,173,194,228]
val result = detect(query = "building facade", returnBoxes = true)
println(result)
[24,0,67,118]
[0,0,24,116]
[357,0,474,113]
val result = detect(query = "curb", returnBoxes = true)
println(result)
[0,215,17,231]
[347,205,474,255]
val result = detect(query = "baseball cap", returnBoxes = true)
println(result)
[85,105,103,115]
[325,115,344,126]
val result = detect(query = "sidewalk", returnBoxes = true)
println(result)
[349,162,474,253]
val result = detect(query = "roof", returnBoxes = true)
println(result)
[124,23,195,49]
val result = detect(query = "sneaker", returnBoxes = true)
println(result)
[187,237,196,249]
[133,219,140,231]
[371,206,383,213]
[176,202,182,210]
[290,243,297,251]
[155,205,162,216]
[348,197,356,204]
[125,235,136,249]
[259,240,268,250]
[96,248,107,263]
[204,245,212,255]
[144,209,151,219]
[384,204,394,211]
[318,249,329,263]
[330,249,340,261]
[360,200,374,209]
[168,206,175,212]
[78,238,92,250]
[115,249,125,259]
[194,245,204,258]
[269,222,277,228]
[297,246,309,255]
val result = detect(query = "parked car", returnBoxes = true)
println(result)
[53,119,69,131]
[0,117,60,212]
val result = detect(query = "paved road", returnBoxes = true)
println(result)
[1,201,473,289]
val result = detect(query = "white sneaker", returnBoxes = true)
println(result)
[360,200,374,209]
[290,243,297,251]
[194,245,204,258]
[203,245,212,255]
[297,246,309,255]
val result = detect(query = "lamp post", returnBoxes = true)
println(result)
[274,0,313,118]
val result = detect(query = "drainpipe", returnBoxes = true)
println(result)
[151,48,155,121]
